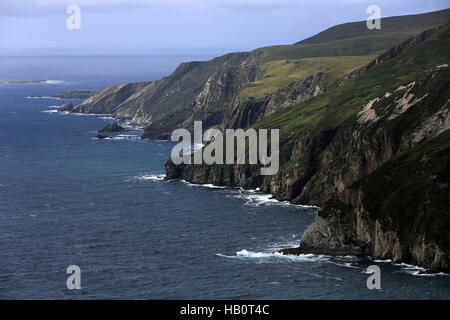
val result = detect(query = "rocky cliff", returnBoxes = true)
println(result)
[166,24,450,272]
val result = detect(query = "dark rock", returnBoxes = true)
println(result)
[98,123,128,133]
[164,27,450,272]
[95,134,111,139]
[58,102,75,112]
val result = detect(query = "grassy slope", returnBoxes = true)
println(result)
[251,24,450,170]
[239,54,379,97]
[260,8,450,62]
[238,9,450,98]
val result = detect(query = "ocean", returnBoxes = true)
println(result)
[0,55,448,299]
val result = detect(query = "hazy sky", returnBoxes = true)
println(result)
[1,0,449,55]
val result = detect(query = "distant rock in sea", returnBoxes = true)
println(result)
[98,123,128,133]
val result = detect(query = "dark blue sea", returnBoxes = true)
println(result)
[0,55,449,299]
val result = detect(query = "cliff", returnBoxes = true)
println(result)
[166,24,450,272]
[282,130,450,272]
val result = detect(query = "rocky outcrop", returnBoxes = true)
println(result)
[98,123,128,133]
[70,81,152,115]
[63,11,450,140]
[222,72,325,130]
[58,102,74,112]
[95,134,111,139]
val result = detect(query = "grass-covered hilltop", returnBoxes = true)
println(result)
[66,9,450,272]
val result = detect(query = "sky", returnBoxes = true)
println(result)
[0,0,449,55]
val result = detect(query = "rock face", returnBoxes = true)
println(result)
[63,10,450,140]
[166,25,450,272]
[282,130,450,273]
[58,102,74,112]
[98,123,128,133]
[221,72,325,130]
[71,81,152,115]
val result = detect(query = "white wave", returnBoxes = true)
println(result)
[72,112,107,116]
[216,249,326,262]
[373,259,392,263]
[177,180,319,208]
[135,174,166,181]
[234,192,282,206]
[233,191,315,208]
[329,261,363,270]
[122,121,143,131]
[47,105,62,108]
[109,135,140,141]
[181,181,228,189]
[393,262,448,276]
[43,80,66,84]
[26,96,61,100]
[405,271,449,277]
[116,134,138,138]
[234,187,317,208]
[41,109,58,113]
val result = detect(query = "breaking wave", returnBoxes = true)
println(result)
[27,96,61,100]
[216,249,327,263]
[134,174,166,181]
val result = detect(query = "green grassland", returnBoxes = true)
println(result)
[239,54,379,97]
[251,23,450,169]
[358,129,450,251]
[256,9,450,63]
[238,9,450,98]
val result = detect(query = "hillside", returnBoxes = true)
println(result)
[60,9,450,140]
[166,23,450,272]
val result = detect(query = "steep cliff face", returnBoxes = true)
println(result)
[283,130,450,272]
[180,64,262,130]
[61,52,262,138]
[70,81,152,115]
[221,72,326,130]
[166,25,450,272]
